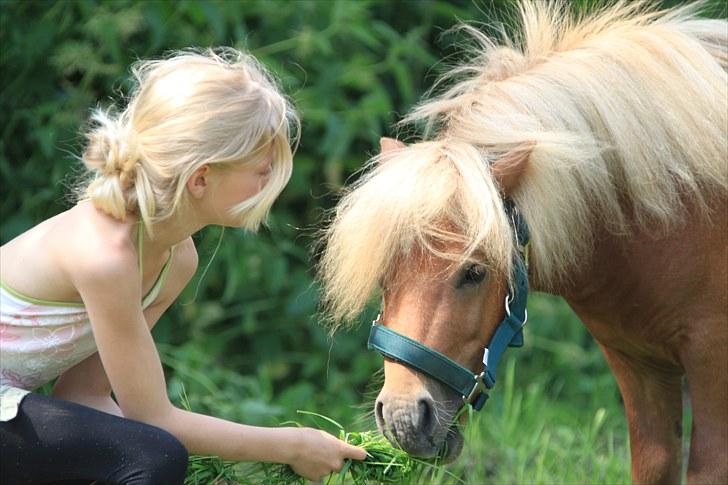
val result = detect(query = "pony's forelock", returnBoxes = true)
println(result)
[319,141,514,325]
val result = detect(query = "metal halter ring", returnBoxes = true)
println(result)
[504,294,528,325]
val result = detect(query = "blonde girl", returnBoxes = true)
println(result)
[0,48,366,484]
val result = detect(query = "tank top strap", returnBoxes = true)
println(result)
[135,222,175,307]
[136,221,144,285]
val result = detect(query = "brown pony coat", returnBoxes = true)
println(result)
[560,197,727,483]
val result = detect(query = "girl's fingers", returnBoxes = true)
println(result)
[344,443,368,460]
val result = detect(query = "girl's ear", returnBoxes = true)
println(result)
[490,144,533,195]
[186,165,210,199]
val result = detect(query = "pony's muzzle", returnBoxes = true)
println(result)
[374,391,445,457]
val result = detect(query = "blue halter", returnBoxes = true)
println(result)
[367,200,529,411]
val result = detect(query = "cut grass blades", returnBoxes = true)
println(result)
[340,430,415,483]
[263,410,462,485]
[237,437,415,484]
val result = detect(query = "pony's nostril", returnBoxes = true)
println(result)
[375,400,385,424]
[417,397,435,433]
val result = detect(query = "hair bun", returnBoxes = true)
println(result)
[84,111,140,189]
[100,136,140,190]
[81,110,144,220]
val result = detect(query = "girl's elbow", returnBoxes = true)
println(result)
[119,399,177,428]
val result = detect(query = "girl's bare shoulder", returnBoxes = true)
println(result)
[59,202,138,275]
[0,202,138,302]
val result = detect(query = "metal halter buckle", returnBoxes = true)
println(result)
[464,372,488,404]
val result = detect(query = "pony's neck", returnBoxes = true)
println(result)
[543,197,727,361]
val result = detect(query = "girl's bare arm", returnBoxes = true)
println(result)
[52,353,123,416]
[69,238,364,478]
[51,238,198,416]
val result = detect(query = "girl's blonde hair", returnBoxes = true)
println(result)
[80,47,298,233]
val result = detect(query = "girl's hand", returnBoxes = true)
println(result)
[287,427,367,481]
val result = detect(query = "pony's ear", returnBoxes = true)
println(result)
[379,137,406,163]
[491,144,533,195]
[380,137,406,153]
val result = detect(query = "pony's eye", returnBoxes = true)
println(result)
[458,264,487,287]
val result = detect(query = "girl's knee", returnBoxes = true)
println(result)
[118,426,188,484]
[145,428,188,482]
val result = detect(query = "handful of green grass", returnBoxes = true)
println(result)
[262,410,459,485]
[339,430,416,483]
[256,428,426,485]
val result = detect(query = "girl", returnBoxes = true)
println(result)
[0,48,366,484]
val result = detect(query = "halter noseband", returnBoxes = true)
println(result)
[367,200,530,411]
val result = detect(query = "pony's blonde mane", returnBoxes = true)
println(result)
[320,0,728,324]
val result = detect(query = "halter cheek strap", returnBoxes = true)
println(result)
[367,200,529,411]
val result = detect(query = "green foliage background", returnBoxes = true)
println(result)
[2,0,719,482]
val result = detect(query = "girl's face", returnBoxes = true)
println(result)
[205,149,275,226]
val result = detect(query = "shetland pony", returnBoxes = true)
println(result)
[319,1,727,482]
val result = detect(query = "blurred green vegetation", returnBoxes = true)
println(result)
[2,0,719,482]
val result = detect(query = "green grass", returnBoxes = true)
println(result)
[446,358,630,484]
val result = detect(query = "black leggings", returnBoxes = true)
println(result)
[0,393,188,485]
